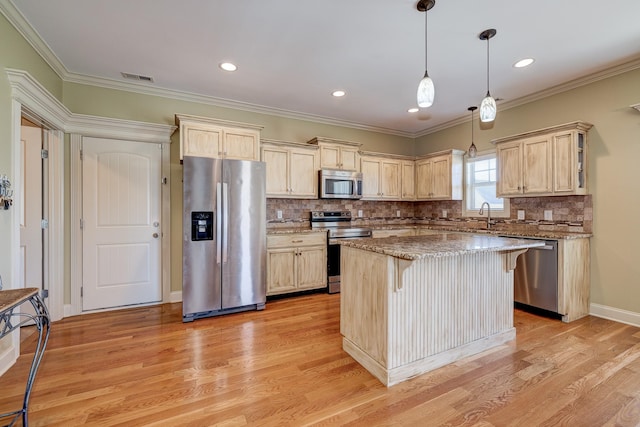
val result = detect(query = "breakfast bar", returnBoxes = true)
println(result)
[339,233,544,386]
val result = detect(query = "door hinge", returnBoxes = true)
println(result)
[162,177,168,185]
[41,219,49,229]
[80,149,83,160]
[41,149,49,159]
[81,286,83,297]
[41,289,49,299]
[80,218,84,229]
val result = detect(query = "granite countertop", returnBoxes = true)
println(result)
[366,224,591,240]
[266,222,591,240]
[339,233,545,261]
[267,227,327,235]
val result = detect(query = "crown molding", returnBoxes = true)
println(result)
[63,71,416,138]
[3,0,640,140]
[416,56,640,138]
[6,69,175,143]
[0,0,67,78]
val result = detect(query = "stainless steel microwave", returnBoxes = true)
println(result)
[319,169,363,199]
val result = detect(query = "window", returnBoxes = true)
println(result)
[463,150,510,218]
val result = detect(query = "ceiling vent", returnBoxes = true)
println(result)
[121,72,154,83]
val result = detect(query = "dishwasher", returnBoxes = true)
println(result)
[513,239,559,313]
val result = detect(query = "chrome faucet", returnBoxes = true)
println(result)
[479,202,492,229]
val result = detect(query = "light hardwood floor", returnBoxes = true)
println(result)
[1,293,640,426]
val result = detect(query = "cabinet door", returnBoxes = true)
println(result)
[340,147,360,171]
[497,142,522,196]
[553,131,576,194]
[266,248,297,295]
[289,148,317,198]
[297,246,327,290]
[183,126,222,159]
[381,160,401,199]
[223,129,260,161]
[401,161,415,200]
[262,147,290,197]
[361,158,381,199]
[523,136,553,194]
[415,160,433,199]
[319,145,340,169]
[430,156,452,199]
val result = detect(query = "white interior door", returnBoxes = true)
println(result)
[19,124,43,317]
[82,137,162,311]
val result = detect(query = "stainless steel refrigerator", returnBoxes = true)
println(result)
[182,156,266,322]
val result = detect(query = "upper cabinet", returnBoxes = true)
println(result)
[261,139,319,198]
[175,114,262,161]
[360,153,405,200]
[400,160,416,201]
[494,121,592,197]
[307,137,361,171]
[415,150,464,200]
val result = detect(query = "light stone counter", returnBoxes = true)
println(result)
[340,233,544,386]
[340,233,544,261]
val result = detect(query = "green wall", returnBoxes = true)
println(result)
[416,69,640,313]
[2,11,640,317]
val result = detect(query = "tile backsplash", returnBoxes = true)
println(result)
[267,195,592,233]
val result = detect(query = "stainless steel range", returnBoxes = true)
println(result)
[310,211,372,294]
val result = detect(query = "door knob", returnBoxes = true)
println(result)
[152,233,159,238]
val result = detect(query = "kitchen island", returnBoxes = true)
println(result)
[339,233,544,386]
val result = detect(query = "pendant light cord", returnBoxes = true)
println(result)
[486,36,490,94]
[424,9,428,71]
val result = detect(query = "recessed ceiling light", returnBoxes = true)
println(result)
[408,108,419,113]
[332,90,346,97]
[514,58,534,68]
[219,62,237,72]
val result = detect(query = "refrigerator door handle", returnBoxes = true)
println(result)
[216,182,222,264]
[222,182,229,263]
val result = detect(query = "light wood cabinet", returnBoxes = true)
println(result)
[400,160,415,200]
[494,121,591,197]
[360,156,401,200]
[266,232,327,296]
[261,139,318,198]
[360,151,414,201]
[415,150,464,200]
[307,137,361,171]
[176,114,262,161]
[557,238,590,322]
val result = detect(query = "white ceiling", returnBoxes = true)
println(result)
[5,0,640,136]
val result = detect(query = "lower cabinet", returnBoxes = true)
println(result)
[266,232,327,296]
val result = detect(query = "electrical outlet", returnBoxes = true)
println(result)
[442,209,448,218]
[358,209,363,218]
[276,210,283,219]
[396,210,401,217]
[517,210,525,220]
[544,210,553,221]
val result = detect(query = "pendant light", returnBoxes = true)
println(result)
[416,0,435,108]
[467,106,478,158]
[479,28,497,123]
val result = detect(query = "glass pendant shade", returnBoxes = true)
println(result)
[417,71,435,108]
[480,92,496,123]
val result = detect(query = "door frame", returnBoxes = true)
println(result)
[72,136,165,313]
[7,69,176,321]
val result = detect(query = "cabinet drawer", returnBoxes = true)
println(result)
[267,232,327,249]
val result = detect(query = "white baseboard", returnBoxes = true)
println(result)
[590,303,640,328]
[63,304,74,318]
[169,291,182,303]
